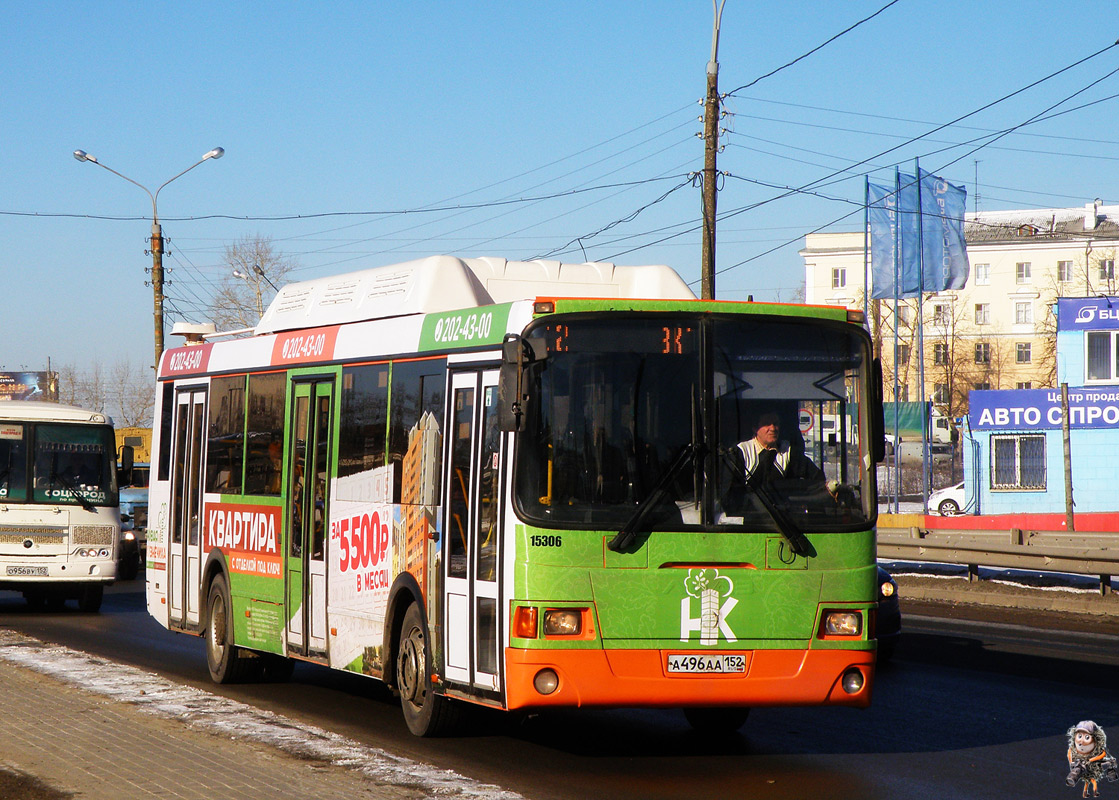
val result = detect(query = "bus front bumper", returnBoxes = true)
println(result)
[504,646,874,711]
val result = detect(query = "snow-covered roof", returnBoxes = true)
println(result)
[966,204,1119,243]
[254,255,696,335]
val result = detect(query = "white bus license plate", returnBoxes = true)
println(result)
[667,653,746,674]
[6,566,48,577]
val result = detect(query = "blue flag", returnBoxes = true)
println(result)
[869,178,920,299]
[918,169,970,292]
[868,171,969,298]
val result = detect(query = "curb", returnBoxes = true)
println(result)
[894,574,1119,619]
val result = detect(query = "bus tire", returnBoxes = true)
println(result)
[684,706,750,734]
[205,575,254,683]
[77,584,103,613]
[396,603,460,736]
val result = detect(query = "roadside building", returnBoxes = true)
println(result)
[962,295,1119,515]
[802,202,1119,424]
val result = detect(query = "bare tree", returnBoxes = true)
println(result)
[55,360,154,426]
[108,360,156,427]
[209,235,297,331]
[56,361,107,413]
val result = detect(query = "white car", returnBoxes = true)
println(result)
[929,482,965,515]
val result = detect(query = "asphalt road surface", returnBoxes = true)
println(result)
[0,576,1114,800]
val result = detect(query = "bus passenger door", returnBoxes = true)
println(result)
[442,370,503,695]
[169,388,206,628]
[286,379,333,657]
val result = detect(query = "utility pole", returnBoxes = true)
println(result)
[74,147,225,368]
[149,220,166,361]
[701,0,727,301]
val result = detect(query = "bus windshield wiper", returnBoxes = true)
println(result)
[607,443,696,553]
[721,449,815,558]
[49,470,96,513]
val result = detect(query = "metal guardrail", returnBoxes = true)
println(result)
[877,525,1119,594]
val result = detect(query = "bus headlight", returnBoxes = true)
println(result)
[823,611,862,636]
[543,609,582,636]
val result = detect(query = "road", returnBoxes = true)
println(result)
[0,576,1114,800]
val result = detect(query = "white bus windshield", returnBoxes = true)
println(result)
[1,423,118,507]
[513,314,873,533]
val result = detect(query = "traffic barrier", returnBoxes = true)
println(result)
[877,523,1119,595]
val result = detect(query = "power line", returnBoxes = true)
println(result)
[724,0,903,96]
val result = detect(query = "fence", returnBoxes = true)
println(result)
[877,523,1119,595]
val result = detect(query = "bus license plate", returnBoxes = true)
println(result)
[666,654,746,674]
[6,566,48,577]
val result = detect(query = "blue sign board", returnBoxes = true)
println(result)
[1057,296,1119,331]
[969,387,1119,431]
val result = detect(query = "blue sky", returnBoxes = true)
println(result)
[3,1,1117,372]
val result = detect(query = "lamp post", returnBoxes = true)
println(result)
[74,147,225,366]
[233,264,280,322]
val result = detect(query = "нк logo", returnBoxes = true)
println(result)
[680,568,737,646]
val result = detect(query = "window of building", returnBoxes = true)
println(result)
[1100,259,1116,282]
[1015,302,1033,325]
[932,304,949,325]
[933,383,949,404]
[831,268,846,289]
[991,434,1046,490]
[897,305,912,325]
[1016,342,1032,363]
[1015,262,1031,284]
[975,342,990,364]
[1057,260,1073,283]
[974,263,990,285]
[1016,381,1032,389]
[1087,331,1119,382]
[897,343,910,365]
[974,381,990,390]
[975,303,990,325]
[933,343,948,365]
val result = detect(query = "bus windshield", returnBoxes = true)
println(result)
[514,314,874,533]
[23,424,118,507]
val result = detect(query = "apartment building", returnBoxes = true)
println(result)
[802,201,1119,418]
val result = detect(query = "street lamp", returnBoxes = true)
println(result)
[74,147,225,365]
[232,264,279,321]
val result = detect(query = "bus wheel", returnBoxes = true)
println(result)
[397,603,460,736]
[684,707,750,734]
[206,575,254,683]
[77,584,103,613]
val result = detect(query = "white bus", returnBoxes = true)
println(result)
[0,401,122,611]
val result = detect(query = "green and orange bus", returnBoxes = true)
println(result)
[145,255,884,735]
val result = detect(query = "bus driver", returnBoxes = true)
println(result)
[735,411,825,485]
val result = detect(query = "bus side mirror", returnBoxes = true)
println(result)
[870,358,886,464]
[499,334,547,432]
[119,444,135,487]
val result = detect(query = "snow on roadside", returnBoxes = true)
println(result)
[0,630,523,800]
